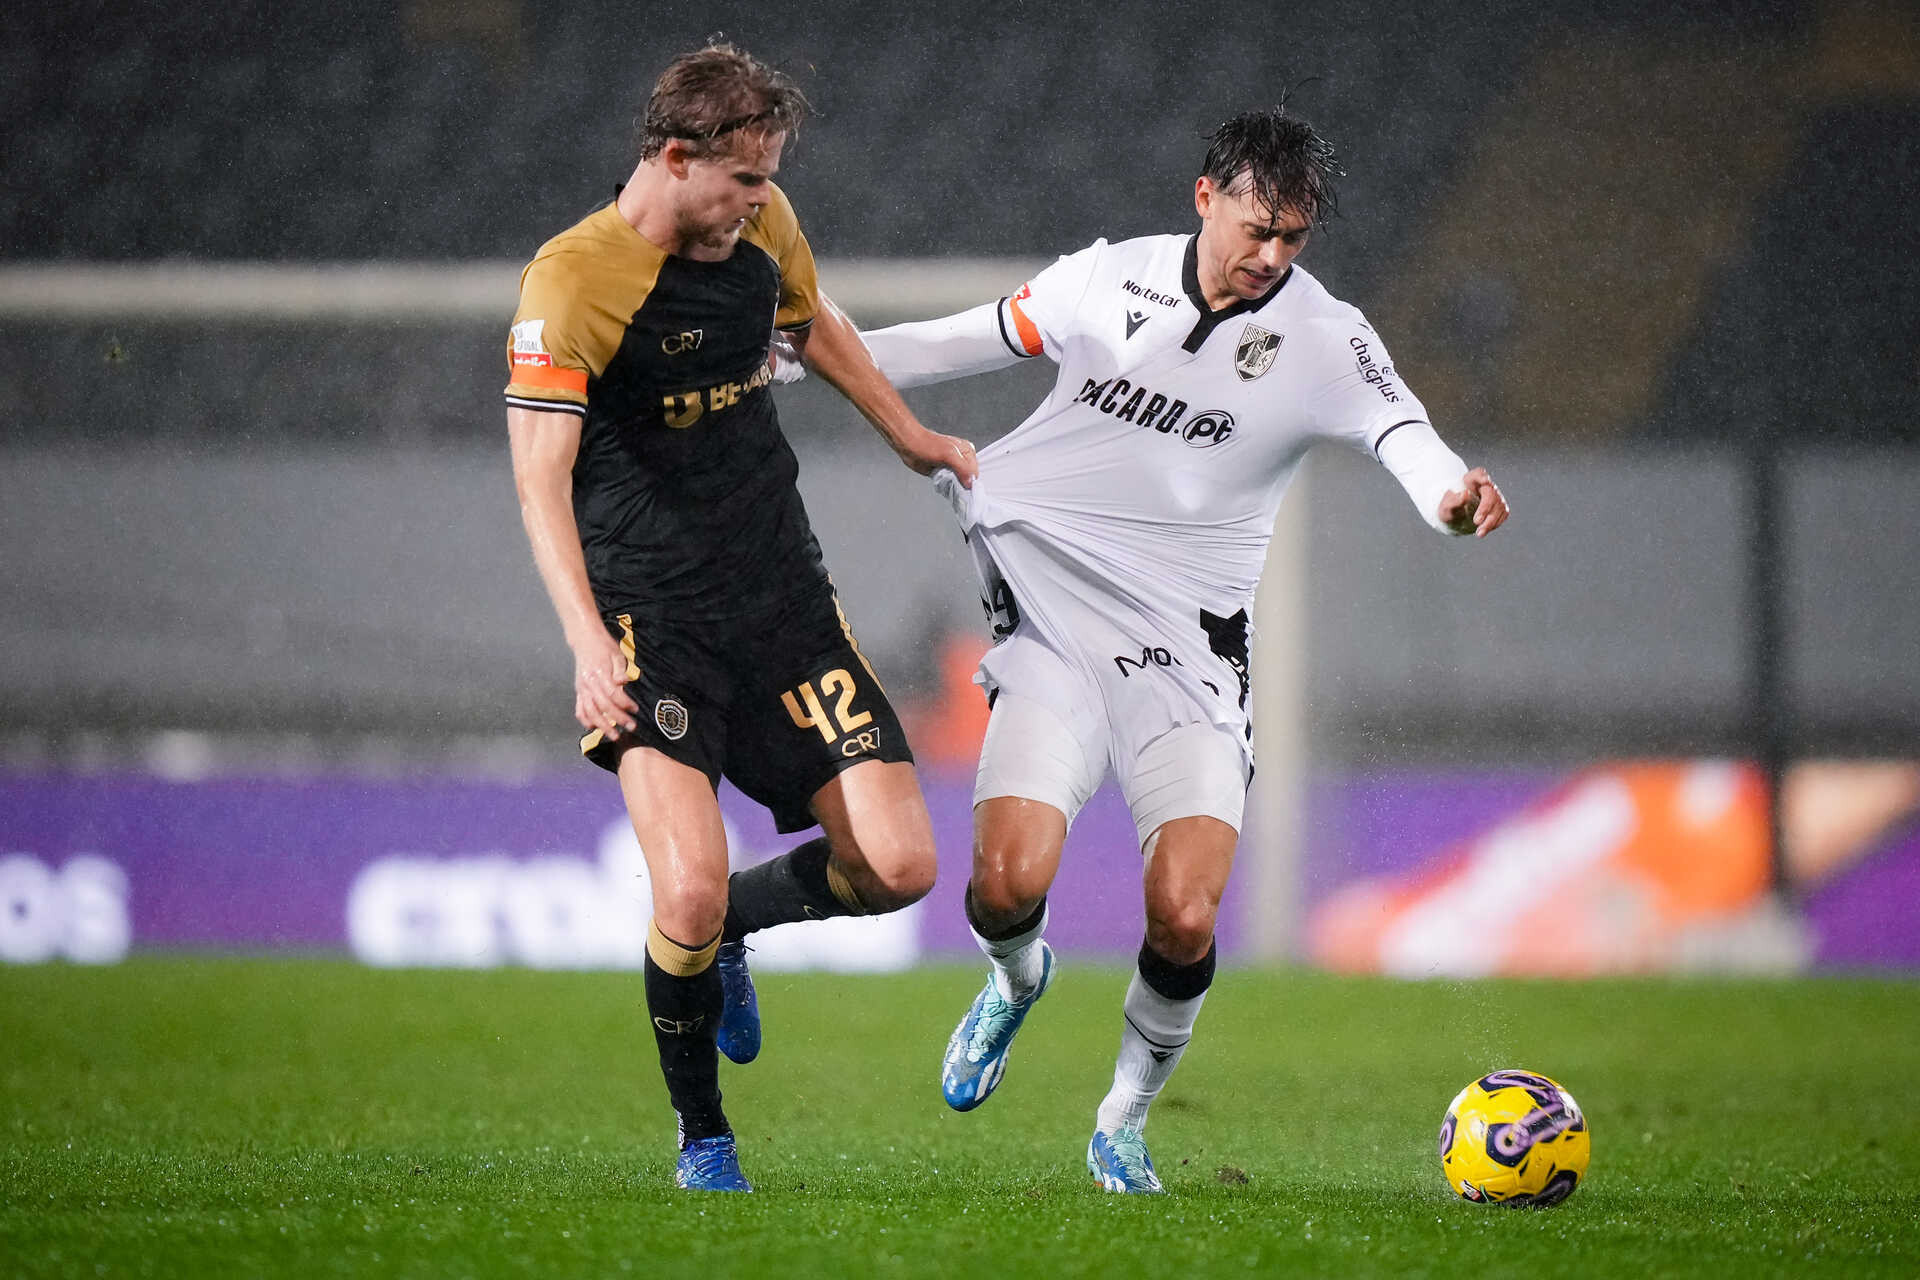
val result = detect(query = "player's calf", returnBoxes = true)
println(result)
[643,920,733,1181]
[722,837,861,939]
[1094,939,1215,1141]
[714,804,931,1066]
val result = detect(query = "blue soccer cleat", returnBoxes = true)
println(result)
[715,940,760,1065]
[675,1134,752,1192]
[940,942,1055,1111]
[1088,1127,1165,1194]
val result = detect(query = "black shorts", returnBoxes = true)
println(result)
[579,582,915,833]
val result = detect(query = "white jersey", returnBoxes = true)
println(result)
[973,233,1444,604]
[873,232,1466,767]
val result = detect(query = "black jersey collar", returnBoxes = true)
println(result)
[1180,233,1292,353]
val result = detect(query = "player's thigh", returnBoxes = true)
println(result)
[1121,721,1247,957]
[727,585,913,837]
[810,759,936,906]
[1118,719,1249,853]
[970,693,1104,908]
[615,745,731,941]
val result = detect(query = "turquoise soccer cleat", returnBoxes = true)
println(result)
[940,942,1055,1112]
[714,940,760,1065]
[675,1134,752,1192]
[1087,1127,1165,1194]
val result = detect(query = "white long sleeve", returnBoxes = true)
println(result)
[1376,421,1469,534]
[860,301,1030,389]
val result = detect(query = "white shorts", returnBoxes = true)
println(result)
[944,474,1256,848]
[974,691,1250,849]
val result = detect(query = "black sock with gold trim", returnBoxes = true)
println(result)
[643,922,727,1145]
[722,837,866,941]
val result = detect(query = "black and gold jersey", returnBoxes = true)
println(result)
[504,183,826,619]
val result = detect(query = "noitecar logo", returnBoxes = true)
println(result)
[1074,377,1237,448]
[1122,279,1180,307]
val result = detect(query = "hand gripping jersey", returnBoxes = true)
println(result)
[878,233,1467,767]
[504,184,828,620]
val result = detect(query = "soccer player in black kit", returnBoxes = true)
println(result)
[504,42,976,1191]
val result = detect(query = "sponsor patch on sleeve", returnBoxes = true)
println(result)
[510,318,554,369]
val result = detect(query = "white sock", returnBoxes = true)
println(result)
[972,901,1049,1001]
[1095,967,1208,1134]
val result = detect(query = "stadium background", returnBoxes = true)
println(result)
[2,0,1916,977]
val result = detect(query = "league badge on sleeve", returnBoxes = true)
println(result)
[510,318,554,369]
[1234,324,1283,381]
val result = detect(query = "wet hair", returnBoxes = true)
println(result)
[637,41,810,161]
[1200,106,1343,228]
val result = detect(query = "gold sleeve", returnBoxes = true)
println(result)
[504,249,596,412]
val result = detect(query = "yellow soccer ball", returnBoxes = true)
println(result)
[1438,1069,1590,1206]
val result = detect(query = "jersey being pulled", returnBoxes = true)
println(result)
[946,233,1439,756]
[504,184,826,620]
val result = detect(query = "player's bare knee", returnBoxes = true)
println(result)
[972,836,1053,911]
[827,819,936,912]
[1146,906,1216,966]
[968,869,1045,924]
[652,883,728,944]
[853,840,936,913]
[884,839,938,905]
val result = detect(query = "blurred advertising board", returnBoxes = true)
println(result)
[0,771,1163,972]
[1305,760,1919,975]
[1,762,1913,972]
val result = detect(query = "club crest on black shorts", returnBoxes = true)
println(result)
[655,698,690,741]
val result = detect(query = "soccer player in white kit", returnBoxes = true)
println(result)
[864,108,1510,1192]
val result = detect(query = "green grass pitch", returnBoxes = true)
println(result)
[4,959,1917,1277]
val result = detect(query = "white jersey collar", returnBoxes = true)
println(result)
[1178,233,1294,353]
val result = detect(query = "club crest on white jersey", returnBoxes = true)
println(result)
[1234,324,1284,381]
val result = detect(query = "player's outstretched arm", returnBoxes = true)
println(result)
[791,294,978,486]
[507,406,639,739]
[860,300,1027,389]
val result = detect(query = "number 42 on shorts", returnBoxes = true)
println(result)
[781,669,873,745]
